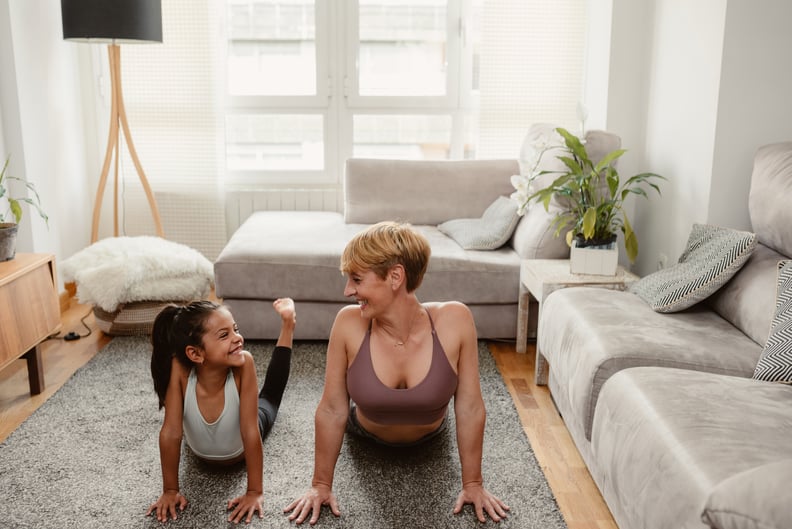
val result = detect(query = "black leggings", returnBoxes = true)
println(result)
[257,346,292,440]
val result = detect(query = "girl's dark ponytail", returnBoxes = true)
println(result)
[150,300,221,409]
[151,305,182,409]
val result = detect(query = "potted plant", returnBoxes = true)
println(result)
[0,155,48,261]
[513,127,664,273]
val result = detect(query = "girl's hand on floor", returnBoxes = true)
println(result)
[227,491,265,524]
[146,490,188,522]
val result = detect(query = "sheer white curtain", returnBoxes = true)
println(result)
[477,0,588,159]
[116,0,227,259]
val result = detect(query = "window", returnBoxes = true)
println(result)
[224,0,479,186]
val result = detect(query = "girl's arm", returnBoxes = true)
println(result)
[146,358,188,522]
[439,303,510,523]
[227,352,265,524]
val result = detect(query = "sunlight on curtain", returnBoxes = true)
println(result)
[477,0,587,159]
[117,0,226,260]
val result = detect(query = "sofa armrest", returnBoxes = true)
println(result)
[344,158,519,225]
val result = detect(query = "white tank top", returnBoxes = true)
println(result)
[182,368,244,461]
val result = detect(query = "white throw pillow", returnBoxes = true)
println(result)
[437,196,520,250]
[753,260,792,383]
[629,224,756,313]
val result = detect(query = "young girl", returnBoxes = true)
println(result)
[146,298,295,524]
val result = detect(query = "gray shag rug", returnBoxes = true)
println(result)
[0,338,566,529]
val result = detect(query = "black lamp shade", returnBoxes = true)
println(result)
[61,0,162,44]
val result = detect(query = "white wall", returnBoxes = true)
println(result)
[0,0,96,287]
[633,0,728,275]
[602,0,792,277]
[708,0,792,229]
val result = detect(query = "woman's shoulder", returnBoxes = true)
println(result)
[329,305,368,358]
[333,305,369,332]
[424,300,473,320]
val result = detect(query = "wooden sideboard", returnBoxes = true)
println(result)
[0,253,61,395]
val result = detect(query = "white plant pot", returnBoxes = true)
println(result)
[570,240,618,276]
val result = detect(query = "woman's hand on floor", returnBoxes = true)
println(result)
[227,491,265,524]
[453,482,510,523]
[283,485,341,525]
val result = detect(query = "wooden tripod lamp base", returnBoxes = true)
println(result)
[90,44,164,243]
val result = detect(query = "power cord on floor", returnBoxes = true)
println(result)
[45,307,94,342]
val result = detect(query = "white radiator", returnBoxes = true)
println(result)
[225,188,343,237]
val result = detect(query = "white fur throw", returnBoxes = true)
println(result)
[61,236,214,312]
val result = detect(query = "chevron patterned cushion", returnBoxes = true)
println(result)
[753,260,792,382]
[630,224,756,313]
[438,195,520,250]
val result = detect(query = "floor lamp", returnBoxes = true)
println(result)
[61,0,165,243]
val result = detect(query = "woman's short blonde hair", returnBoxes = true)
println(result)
[340,221,431,292]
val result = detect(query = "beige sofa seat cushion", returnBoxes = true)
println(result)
[215,211,363,303]
[215,212,521,305]
[702,459,792,529]
[539,287,762,440]
[592,368,792,529]
[418,226,521,303]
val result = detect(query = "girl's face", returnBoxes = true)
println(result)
[197,307,245,367]
[344,267,392,317]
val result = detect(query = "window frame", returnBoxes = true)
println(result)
[223,0,477,187]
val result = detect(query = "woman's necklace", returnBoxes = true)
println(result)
[390,305,422,347]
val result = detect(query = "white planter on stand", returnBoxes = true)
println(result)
[570,239,618,276]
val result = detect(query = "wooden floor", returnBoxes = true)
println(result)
[0,300,616,528]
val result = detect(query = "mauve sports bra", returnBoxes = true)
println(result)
[346,309,459,425]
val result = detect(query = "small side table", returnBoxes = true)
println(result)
[516,259,639,385]
[0,253,61,395]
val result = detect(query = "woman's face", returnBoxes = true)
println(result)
[343,267,391,316]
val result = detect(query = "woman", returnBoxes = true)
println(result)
[284,221,509,525]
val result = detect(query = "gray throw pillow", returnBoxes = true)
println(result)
[753,260,792,382]
[701,459,792,529]
[629,224,756,313]
[437,196,520,250]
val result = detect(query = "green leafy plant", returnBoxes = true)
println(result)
[0,155,48,226]
[522,127,664,263]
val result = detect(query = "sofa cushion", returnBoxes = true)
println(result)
[629,224,756,313]
[701,459,792,529]
[753,260,792,382]
[344,158,519,225]
[707,243,780,346]
[438,196,519,250]
[540,287,762,441]
[749,142,792,257]
[592,367,792,529]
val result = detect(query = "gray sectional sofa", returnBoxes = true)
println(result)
[214,128,620,340]
[539,142,792,529]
